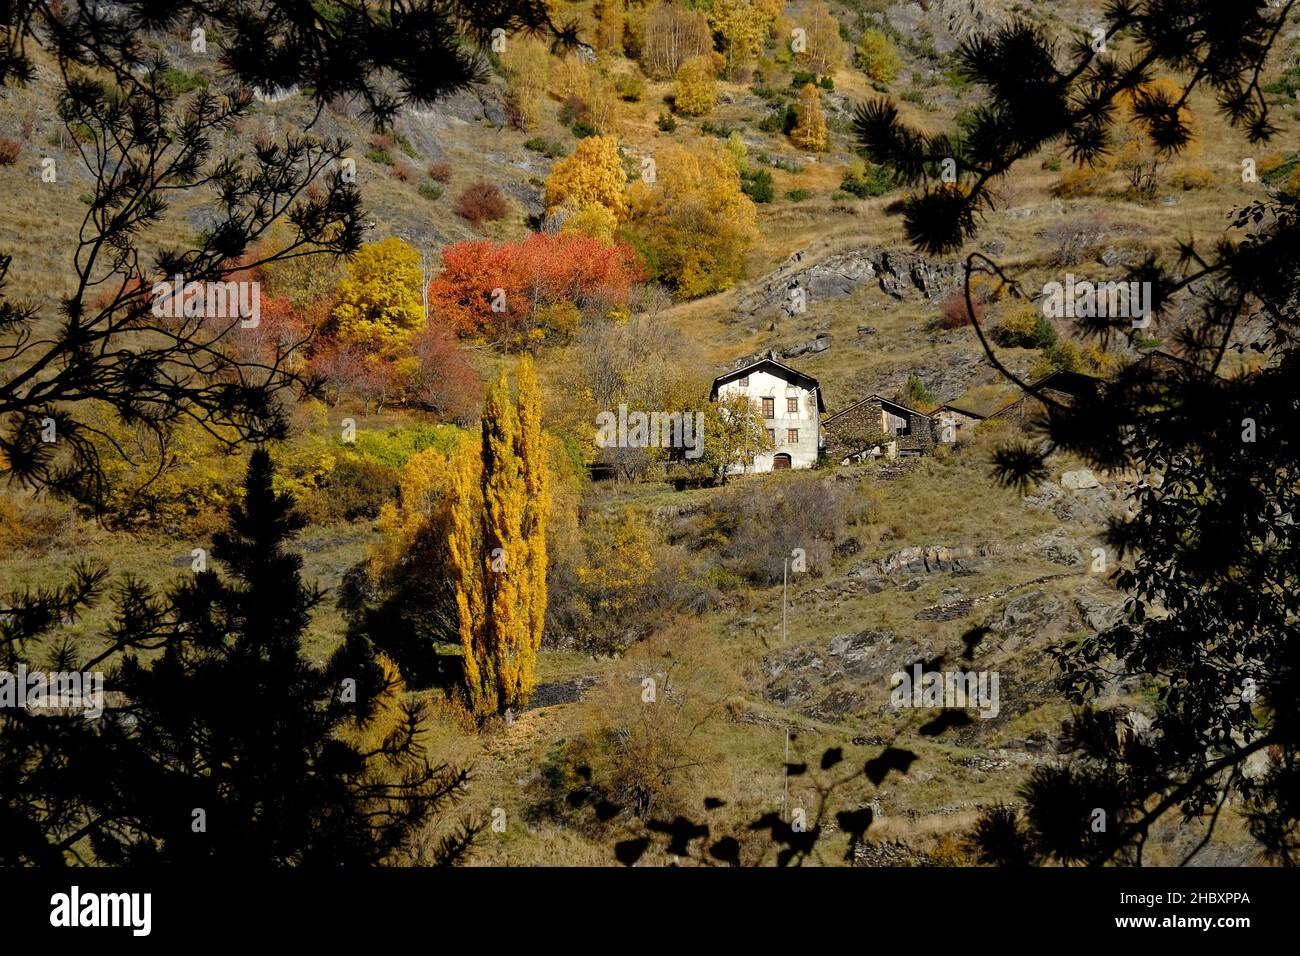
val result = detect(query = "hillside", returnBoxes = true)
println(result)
[2,0,1297,869]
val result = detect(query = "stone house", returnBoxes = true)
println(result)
[822,394,936,461]
[709,358,824,473]
[932,403,986,443]
[986,370,1102,424]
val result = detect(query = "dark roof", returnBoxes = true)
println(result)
[823,393,933,427]
[934,403,986,419]
[1030,369,1102,397]
[710,358,825,412]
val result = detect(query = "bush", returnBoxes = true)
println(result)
[937,290,982,329]
[365,149,395,166]
[427,162,452,181]
[786,187,811,201]
[418,182,443,201]
[741,168,774,203]
[305,456,400,522]
[857,29,901,84]
[0,137,19,165]
[523,137,567,158]
[994,304,1058,349]
[571,119,599,138]
[614,72,645,101]
[841,163,894,198]
[393,162,415,182]
[1170,164,1214,190]
[656,112,677,132]
[453,180,509,226]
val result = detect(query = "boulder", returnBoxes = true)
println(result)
[1061,468,1100,490]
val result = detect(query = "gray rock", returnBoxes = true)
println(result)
[1061,468,1100,489]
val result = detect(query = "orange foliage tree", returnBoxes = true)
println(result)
[428,232,645,346]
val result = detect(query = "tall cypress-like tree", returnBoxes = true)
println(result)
[91,450,475,865]
[450,357,550,717]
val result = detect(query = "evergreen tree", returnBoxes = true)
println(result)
[92,449,476,865]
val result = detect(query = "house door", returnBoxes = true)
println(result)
[773,453,792,470]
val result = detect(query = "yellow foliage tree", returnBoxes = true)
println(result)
[674,55,717,116]
[709,0,780,76]
[791,83,828,151]
[449,357,551,717]
[794,1,846,76]
[500,35,552,129]
[331,236,426,353]
[544,134,628,219]
[627,141,757,298]
[856,28,901,84]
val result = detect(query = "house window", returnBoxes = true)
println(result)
[762,397,775,419]
[787,397,798,414]
[738,375,749,387]
[767,428,776,445]
[787,428,799,444]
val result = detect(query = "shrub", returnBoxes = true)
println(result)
[523,137,567,158]
[427,162,452,181]
[365,148,395,166]
[786,187,811,201]
[741,168,774,203]
[674,55,717,116]
[305,456,400,522]
[572,119,599,138]
[994,304,1058,349]
[614,72,645,101]
[0,137,19,165]
[938,290,983,329]
[393,162,415,182]
[418,182,443,201]
[656,112,677,132]
[841,162,894,198]
[453,180,509,226]
[857,29,901,84]
[1170,164,1214,190]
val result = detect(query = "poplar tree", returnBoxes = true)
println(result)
[450,358,550,717]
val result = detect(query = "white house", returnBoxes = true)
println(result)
[709,357,824,474]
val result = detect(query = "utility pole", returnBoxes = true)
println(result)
[782,725,790,821]
[783,554,788,645]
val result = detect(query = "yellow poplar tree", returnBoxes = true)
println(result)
[449,357,550,716]
[543,134,628,219]
[791,83,829,151]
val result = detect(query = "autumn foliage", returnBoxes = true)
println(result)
[428,232,645,345]
[449,357,550,717]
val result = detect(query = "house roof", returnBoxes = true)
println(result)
[986,369,1103,419]
[823,393,933,427]
[710,358,825,412]
[934,403,986,419]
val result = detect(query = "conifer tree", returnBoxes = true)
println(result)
[93,449,475,865]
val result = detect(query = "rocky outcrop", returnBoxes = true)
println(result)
[736,247,964,317]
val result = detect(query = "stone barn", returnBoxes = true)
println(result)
[932,403,986,443]
[986,370,1102,424]
[710,358,824,473]
[822,394,936,461]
